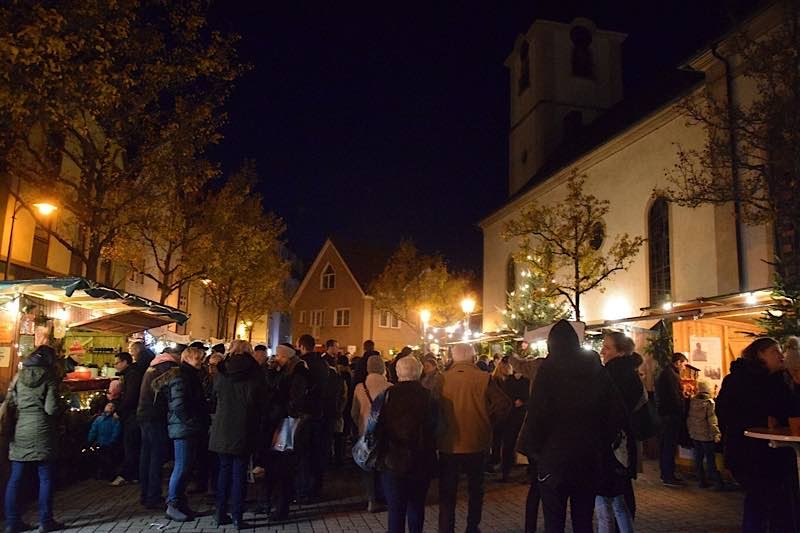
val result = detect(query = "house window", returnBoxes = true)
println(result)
[334,308,351,327]
[648,198,672,307]
[310,310,324,327]
[298,310,306,324]
[379,310,400,328]
[30,222,50,268]
[518,40,530,94]
[571,25,593,78]
[321,264,335,290]
[100,260,113,285]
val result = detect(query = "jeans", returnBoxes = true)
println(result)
[216,454,247,520]
[382,471,430,533]
[168,438,197,506]
[120,417,140,481]
[438,452,485,533]
[692,440,721,487]
[659,414,682,481]
[4,461,53,527]
[139,420,169,505]
[538,476,594,533]
[595,495,634,533]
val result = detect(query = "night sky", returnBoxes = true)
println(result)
[208,0,760,276]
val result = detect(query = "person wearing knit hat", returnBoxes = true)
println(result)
[351,354,391,513]
[437,343,511,533]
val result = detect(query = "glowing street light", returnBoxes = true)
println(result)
[32,202,58,216]
[460,297,476,341]
[419,309,431,351]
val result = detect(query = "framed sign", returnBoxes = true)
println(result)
[0,347,10,368]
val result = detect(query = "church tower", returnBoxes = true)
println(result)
[506,17,626,196]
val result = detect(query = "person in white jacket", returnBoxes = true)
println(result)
[350,355,392,512]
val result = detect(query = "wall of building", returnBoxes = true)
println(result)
[483,69,771,331]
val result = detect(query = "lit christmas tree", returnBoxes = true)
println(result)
[502,262,570,334]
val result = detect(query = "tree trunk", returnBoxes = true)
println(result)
[231,304,241,340]
[573,223,581,322]
[85,247,101,282]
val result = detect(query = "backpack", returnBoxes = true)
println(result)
[352,385,388,471]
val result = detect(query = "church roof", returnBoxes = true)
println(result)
[506,67,704,206]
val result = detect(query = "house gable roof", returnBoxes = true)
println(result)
[290,239,368,307]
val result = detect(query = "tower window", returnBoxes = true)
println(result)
[518,40,530,94]
[570,26,593,79]
[648,198,671,307]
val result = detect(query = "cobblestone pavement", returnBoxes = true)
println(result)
[11,460,742,532]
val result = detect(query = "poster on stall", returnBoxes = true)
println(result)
[0,346,10,368]
[689,335,723,385]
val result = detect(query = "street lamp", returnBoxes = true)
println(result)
[419,309,431,351]
[460,297,476,341]
[3,191,58,280]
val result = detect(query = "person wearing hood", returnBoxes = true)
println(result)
[526,320,622,533]
[152,346,210,522]
[717,337,798,531]
[264,343,310,522]
[136,346,181,509]
[687,380,722,490]
[208,340,266,530]
[4,345,64,533]
[437,342,511,533]
[351,354,392,513]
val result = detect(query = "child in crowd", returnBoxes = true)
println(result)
[687,380,723,489]
[87,402,122,480]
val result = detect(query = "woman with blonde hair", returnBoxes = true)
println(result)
[208,340,266,529]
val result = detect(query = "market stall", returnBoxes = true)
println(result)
[0,277,188,391]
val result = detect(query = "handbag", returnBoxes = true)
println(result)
[0,375,19,442]
[271,416,303,452]
[352,385,388,471]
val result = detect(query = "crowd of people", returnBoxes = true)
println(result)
[2,320,800,532]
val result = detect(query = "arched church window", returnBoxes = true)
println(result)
[648,198,671,307]
[571,26,593,79]
[518,40,530,93]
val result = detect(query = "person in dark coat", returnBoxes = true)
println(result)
[4,345,64,533]
[352,339,379,386]
[208,340,266,530]
[496,359,529,481]
[296,334,330,499]
[655,352,688,485]
[136,347,180,508]
[386,346,412,384]
[717,337,799,532]
[526,320,621,533]
[377,356,437,533]
[130,341,155,372]
[598,332,643,528]
[110,351,144,486]
[152,347,210,522]
[265,343,311,522]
